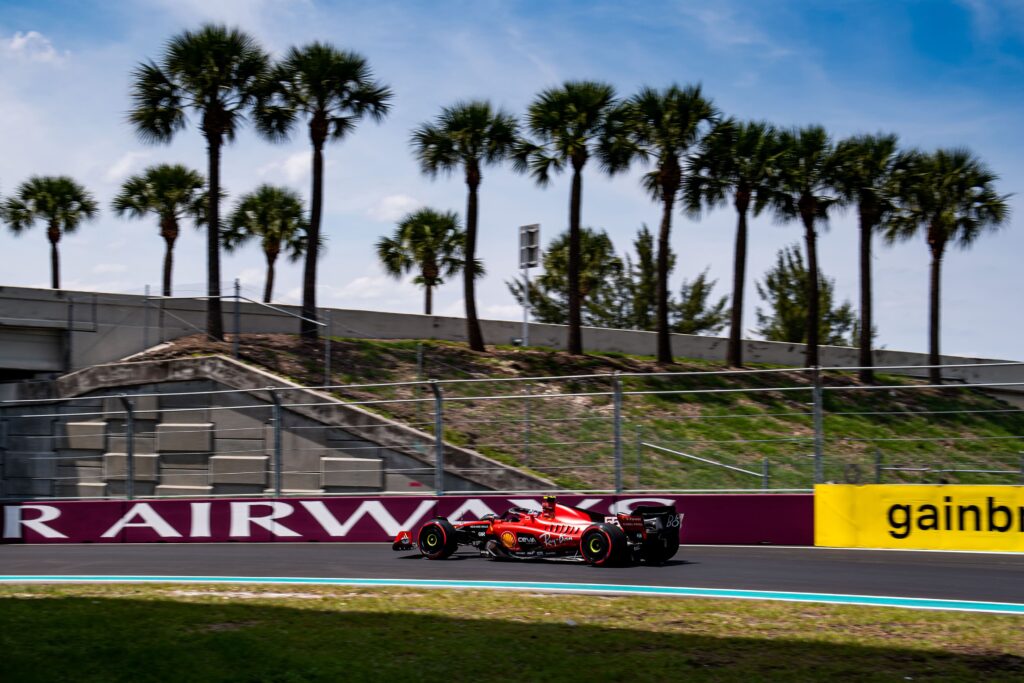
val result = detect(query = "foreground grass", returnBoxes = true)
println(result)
[1,584,1022,682]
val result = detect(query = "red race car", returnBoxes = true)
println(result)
[392,495,681,566]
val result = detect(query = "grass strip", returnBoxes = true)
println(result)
[1,584,1021,682]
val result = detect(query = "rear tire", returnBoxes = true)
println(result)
[418,518,458,560]
[641,532,680,565]
[580,523,628,566]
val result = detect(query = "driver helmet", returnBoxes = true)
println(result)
[541,495,556,517]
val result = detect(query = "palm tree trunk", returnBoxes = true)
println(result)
[425,284,433,316]
[161,216,178,298]
[801,209,820,368]
[727,195,749,367]
[858,208,874,383]
[264,251,277,304]
[206,135,224,340]
[567,164,584,355]
[162,235,175,297]
[48,221,60,290]
[463,168,485,351]
[928,240,944,385]
[302,137,324,341]
[656,190,675,364]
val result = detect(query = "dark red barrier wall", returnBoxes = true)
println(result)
[1,494,813,545]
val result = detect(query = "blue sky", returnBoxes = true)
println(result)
[0,0,1021,359]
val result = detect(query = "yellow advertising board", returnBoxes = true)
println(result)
[815,484,1024,551]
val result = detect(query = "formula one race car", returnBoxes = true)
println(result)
[392,496,681,566]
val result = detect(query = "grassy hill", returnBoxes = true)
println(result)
[140,335,1024,491]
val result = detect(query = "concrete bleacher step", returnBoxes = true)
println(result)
[156,423,214,452]
[154,484,214,497]
[55,482,108,499]
[103,453,158,481]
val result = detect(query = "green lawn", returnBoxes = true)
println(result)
[1,584,1022,682]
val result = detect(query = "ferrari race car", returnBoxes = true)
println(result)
[393,496,681,566]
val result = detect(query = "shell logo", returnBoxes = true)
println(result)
[500,530,517,548]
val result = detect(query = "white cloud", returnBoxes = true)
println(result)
[144,0,312,33]
[957,0,1024,40]
[439,298,465,317]
[671,5,792,59]
[481,304,522,321]
[365,194,422,222]
[258,151,311,185]
[104,151,150,183]
[237,267,265,288]
[335,274,402,301]
[1,31,67,64]
[92,263,128,275]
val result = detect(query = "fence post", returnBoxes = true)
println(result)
[413,343,425,428]
[875,448,883,484]
[143,284,150,349]
[117,394,135,501]
[323,308,332,386]
[0,407,8,476]
[613,372,623,494]
[233,278,241,359]
[762,457,770,490]
[268,388,283,497]
[65,296,74,370]
[430,381,445,496]
[523,382,531,467]
[812,365,824,484]
[635,425,642,490]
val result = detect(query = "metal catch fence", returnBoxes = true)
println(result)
[2,361,1024,500]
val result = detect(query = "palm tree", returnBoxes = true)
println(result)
[222,185,309,303]
[769,126,840,367]
[685,118,778,367]
[833,133,902,382]
[376,208,478,315]
[886,148,1009,384]
[2,176,98,289]
[129,24,270,340]
[256,42,392,341]
[616,84,717,363]
[412,101,518,351]
[112,164,206,296]
[517,81,619,355]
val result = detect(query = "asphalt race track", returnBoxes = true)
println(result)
[2,543,1023,605]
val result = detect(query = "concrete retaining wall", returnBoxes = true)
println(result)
[1,285,1021,392]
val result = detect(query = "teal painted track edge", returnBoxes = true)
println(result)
[1,575,1023,615]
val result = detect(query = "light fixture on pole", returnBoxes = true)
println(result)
[519,224,540,346]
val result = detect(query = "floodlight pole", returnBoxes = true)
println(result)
[522,262,531,347]
[518,224,539,347]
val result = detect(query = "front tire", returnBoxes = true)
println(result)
[580,523,628,566]
[418,518,458,560]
